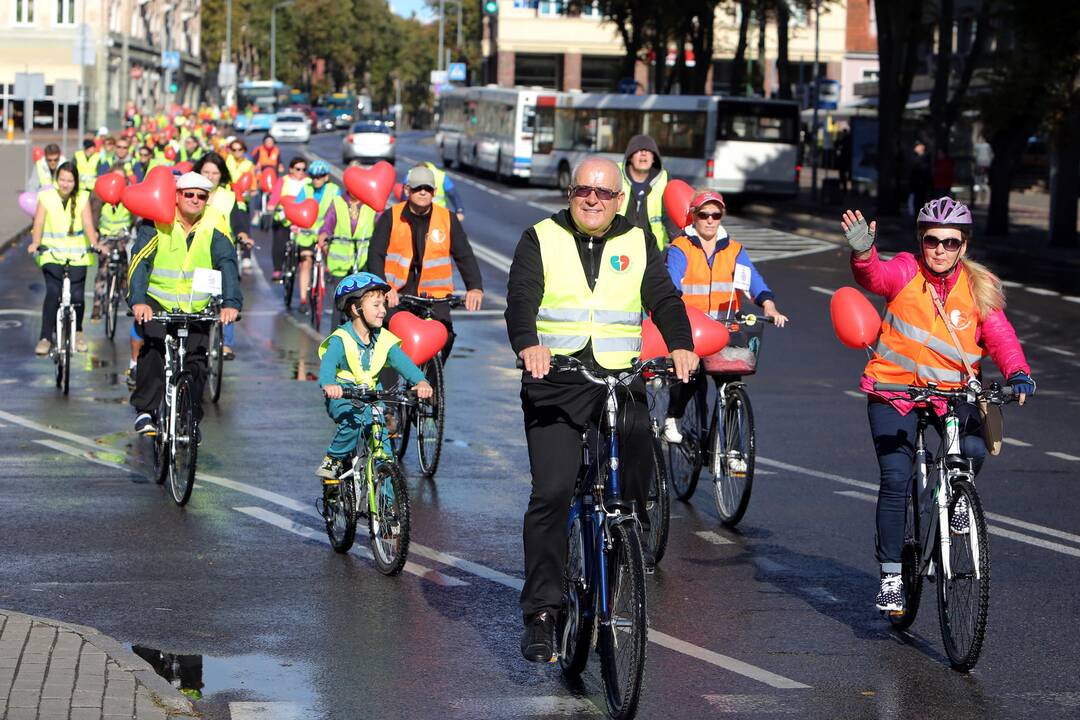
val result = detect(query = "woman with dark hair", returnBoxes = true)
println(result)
[27,161,102,355]
[267,156,310,281]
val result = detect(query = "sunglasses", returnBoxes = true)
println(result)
[180,191,209,201]
[570,185,619,201]
[922,234,964,252]
[695,211,723,221]
[292,166,307,173]
[411,185,435,194]
[230,147,243,152]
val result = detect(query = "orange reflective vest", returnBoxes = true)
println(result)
[865,267,983,390]
[254,145,280,170]
[671,235,743,318]
[384,204,454,298]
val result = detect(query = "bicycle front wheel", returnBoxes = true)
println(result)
[60,310,72,396]
[169,376,198,506]
[645,435,671,565]
[282,247,296,309]
[325,468,357,553]
[598,522,648,720]
[416,356,446,478]
[711,385,755,526]
[310,265,324,331]
[207,322,224,403]
[369,460,411,575]
[937,478,990,671]
[667,382,705,501]
[152,397,168,485]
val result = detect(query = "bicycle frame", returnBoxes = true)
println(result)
[339,394,412,515]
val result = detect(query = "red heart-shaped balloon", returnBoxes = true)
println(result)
[663,179,695,230]
[121,165,176,224]
[175,160,194,174]
[32,147,44,162]
[259,167,277,193]
[233,171,253,194]
[830,286,881,349]
[389,311,449,365]
[343,161,395,212]
[94,171,127,206]
[94,138,103,152]
[284,197,318,228]
[392,182,403,202]
[164,145,177,161]
[639,306,729,360]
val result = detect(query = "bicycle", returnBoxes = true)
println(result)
[387,294,464,478]
[523,355,671,719]
[97,233,130,341]
[281,235,298,310]
[644,396,671,566]
[47,258,77,396]
[308,243,326,332]
[873,379,1015,672]
[206,300,225,404]
[664,311,775,527]
[319,385,415,575]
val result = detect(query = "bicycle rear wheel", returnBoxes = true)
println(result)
[325,466,357,553]
[105,274,118,341]
[369,460,410,575]
[207,322,224,403]
[710,385,755,526]
[645,435,671,565]
[937,478,990,671]
[668,383,706,501]
[169,376,198,506]
[598,522,648,720]
[282,246,296,309]
[889,476,924,630]
[310,265,324,331]
[416,356,446,478]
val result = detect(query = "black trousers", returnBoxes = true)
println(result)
[667,373,731,419]
[40,264,87,340]
[519,385,653,622]
[272,221,291,272]
[131,300,210,419]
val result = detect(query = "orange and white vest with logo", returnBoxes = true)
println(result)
[384,204,454,298]
[671,235,743,318]
[865,267,983,390]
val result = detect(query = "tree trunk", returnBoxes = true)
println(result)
[986,127,1027,236]
[1049,95,1080,248]
[690,2,716,94]
[731,0,752,95]
[776,0,792,99]
[755,0,767,95]
[929,0,953,154]
[652,14,668,94]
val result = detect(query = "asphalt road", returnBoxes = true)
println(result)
[1,131,1079,719]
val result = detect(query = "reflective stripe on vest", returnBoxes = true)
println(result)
[37,189,91,267]
[384,203,454,297]
[146,217,218,312]
[618,163,668,249]
[534,219,646,370]
[865,267,983,391]
[98,201,133,236]
[327,197,376,276]
[670,235,743,317]
[317,327,401,387]
[425,163,448,207]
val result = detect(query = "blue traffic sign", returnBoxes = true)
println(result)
[448,63,467,83]
[161,51,181,71]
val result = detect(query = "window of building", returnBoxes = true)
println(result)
[515,53,562,89]
[581,56,622,92]
[56,0,75,25]
[14,0,35,24]
[538,0,561,15]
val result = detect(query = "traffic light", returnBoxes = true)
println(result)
[169,82,179,94]
[483,0,497,16]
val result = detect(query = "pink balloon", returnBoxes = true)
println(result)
[17,191,37,217]
[830,286,881,349]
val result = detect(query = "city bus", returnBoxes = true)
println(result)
[436,87,539,180]
[527,93,799,198]
[235,80,290,132]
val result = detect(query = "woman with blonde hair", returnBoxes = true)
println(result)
[841,197,1035,616]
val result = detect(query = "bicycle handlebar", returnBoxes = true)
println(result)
[731,311,775,326]
[340,385,418,406]
[873,380,1017,405]
[515,354,675,385]
[398,294,466,310]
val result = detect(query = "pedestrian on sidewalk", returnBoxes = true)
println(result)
[907,142,932,216]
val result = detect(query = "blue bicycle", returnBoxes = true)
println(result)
[523,354,673,719]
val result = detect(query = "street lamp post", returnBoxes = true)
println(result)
[225,0,234,106]
[437,0,445,72]
[270,0,295,83]
[810,0,821,200]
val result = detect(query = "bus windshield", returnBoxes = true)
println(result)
[716,101,799,144]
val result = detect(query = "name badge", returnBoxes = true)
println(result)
[191,268,223,296]
[733,264,752,292]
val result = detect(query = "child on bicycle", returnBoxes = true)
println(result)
[841,197,1035,615]
[316,272,433,483]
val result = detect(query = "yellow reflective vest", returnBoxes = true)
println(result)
[618,162,669,249]
[326,196,375,277]
[37,189,92,267]
[318,326,401,387]
[534,218,646,370]
[145,216,218,312]
[424,162,448,207]
[73,150,100,192]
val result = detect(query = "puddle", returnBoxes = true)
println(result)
[132,645,319,711]
[88,357,111,368]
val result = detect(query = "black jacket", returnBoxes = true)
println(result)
[505,210,692,390]
[367,204,483,294]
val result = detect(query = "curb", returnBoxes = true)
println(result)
[1,609,197,717]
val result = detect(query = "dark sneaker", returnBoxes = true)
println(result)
[875,573,904,614]
[134,413,157,436]
[520,611,555,663]
[950,494,971,534]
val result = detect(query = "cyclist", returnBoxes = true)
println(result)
[267,157,310,282]
[90,161,135,322]
[73,137,100,193]
[111,137,136,182]
[661,190,788,443]
[413,161,464,221]
[26,144,63,193]
[368,165,484,361]
[178,134,204,164]
[294,160,341,312]
[253,135,282,175]
[96,135,117,176]
[316,272,433,483]
[127,172,242,435]
[131,145,153,182]
[618,134,679,249]
[841,198,1035,615]
[26,161,101,355]
[505,156,697,661]
[225,139,256,272]
[317,186,376,283]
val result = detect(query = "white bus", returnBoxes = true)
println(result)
[436,87,539,180]
[527,92,799,198]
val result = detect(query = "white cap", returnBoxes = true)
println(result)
[176,172,214,191]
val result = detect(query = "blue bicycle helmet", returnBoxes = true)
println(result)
[334,271,391,311]
[308,159,331,178]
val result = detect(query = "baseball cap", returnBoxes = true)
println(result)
[405,165,436,189]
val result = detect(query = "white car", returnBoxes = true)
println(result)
[269,113,311,143]
[342,122,395,165]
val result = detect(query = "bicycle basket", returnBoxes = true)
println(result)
[702,319,764,376]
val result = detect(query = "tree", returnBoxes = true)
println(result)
[775,0,792,99]
[927,0,989,156]
[730,0,753,95]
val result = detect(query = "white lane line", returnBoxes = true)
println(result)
[1047,451,1080,462]
[704,694,800,714]
[470,241,513,274]
[802,587,840,604]
[1026,287,1060,297]
[1003,438,1032,447]
[229,701,309,720]
[235,506,469,587]
[1064,296,1080,304]
[34,439,139,474]
[843,390,863,399]
[760,456,1080,551]
[0,410,105,451]
[0,309,37,315]
[1039,345,1076,357]
[648,631,810,689]
[1000,280,1023,288]
[695,530,734,546]
[809,286,835,296]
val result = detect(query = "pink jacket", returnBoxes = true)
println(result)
[851,248,1029,414]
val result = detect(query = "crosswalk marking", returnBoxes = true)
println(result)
[724,218,835,263]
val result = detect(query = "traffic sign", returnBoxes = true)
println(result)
[448,63,467,82]
[13,73,45,101]
[54,79,80,105]
[430,70,449,85]
[161,50,181,70]
[218,62,237,87]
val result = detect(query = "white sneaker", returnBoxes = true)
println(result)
[950,494,971,534]
[662,417,684,444]
[875,573,904,613]
[242,257,253,271]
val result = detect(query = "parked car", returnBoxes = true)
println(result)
[332,108,356,129]
[342,122,395,165]
[313,107,335,133]
[269,113,312,143]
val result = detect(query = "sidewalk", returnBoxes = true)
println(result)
[0,609,195,720]
[2,144,34,251]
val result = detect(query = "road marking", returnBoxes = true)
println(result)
[648,631,810,689]
[752,557,789,573]
[34,439,138,474]
[1040,345,1076,357]
[0,309,36,315]
[703,694,800,714]
[1003,437,1032,447]
[695,530,734,545]
[0,410,107,451]
[229,701,309,720]
[470,241,513,274]
[1000,280,1023,288]
[803,587,840,604]
[1064,296,1080,304]
[843,390,863,399]
[809,286,835,296]
[1046,451,1080,462]
[1026,287,1060,297]
[235,506,469,587]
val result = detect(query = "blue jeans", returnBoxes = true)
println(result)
[867,400,985,573]
[223,321,235,347]
[325,397,390,459]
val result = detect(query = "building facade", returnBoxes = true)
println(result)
[0,0,202,133]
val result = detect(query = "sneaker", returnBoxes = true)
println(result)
[75,332,88,353]
[124,368,137,389]
[222,347,236,361]
[662,417,684,444]
[520,611,556,663]
[134,413,157,436]
[242,258,253,271]
[727,455,749,475]
[950,495,971,534]
[316,456,343,480]
[875,573,904,613]
[34,338,51,356]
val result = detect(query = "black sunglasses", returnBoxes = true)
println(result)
[180,190,210,201]
[695,211,723,221]
[922,234,964,252]
[570,185,619,201]
[411,185,435,194]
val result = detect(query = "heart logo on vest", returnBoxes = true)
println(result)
[609,254,631,272]
[949,309,972,331]
[429,227,447,245]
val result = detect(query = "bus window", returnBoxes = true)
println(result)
[533,106,555,154]
[554,108,596,152]
[594,109,636,154]
[642,111,706,158]
[717,103,798,144]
